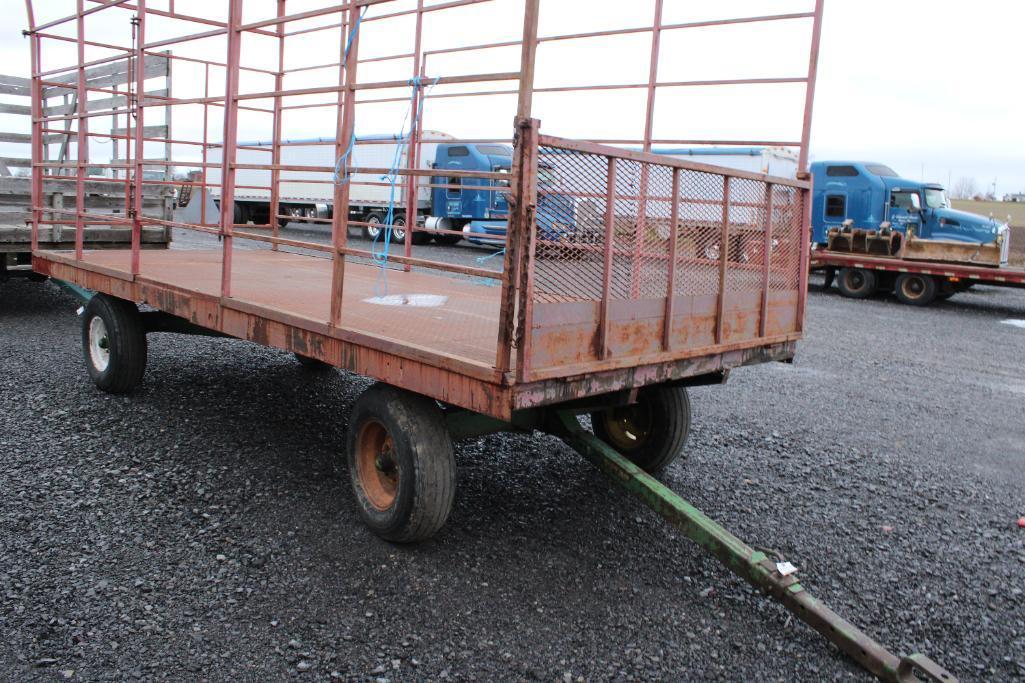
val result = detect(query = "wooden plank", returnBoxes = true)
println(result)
[43,89,169,116]
[0,176,169,198]
[41,56,168,97]
[0,103,32,116]
[0,132,32,144]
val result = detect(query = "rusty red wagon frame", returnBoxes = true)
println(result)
[24,0,819,422]
[20,2,962,679]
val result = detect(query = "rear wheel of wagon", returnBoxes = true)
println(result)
[836,267,876,299]
[81,294,147,394]
[590,385,691,475]
[894,273,937,306]
[346,384,456,543]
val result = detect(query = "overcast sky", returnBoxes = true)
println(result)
[0,0,1022,195]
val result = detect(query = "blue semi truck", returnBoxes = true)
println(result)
[810,161,1009,251]
[210,134,514,245]
[809,161,1019,305]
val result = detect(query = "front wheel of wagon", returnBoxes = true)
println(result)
[590,385,691,475]
[346,384,456,543]
[81,294,147,394]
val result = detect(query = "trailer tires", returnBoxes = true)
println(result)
[346,383,456,543]
[836,268,876,299]
[590,385,691,474]
[81,294,147,394]
[895,273,937,307]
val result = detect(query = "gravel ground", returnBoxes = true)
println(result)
[2,249,1024,681]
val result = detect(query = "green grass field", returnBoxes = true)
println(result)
[952,200,1025,228]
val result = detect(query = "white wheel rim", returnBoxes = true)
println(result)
[366,216,381,239]
[393,218,406,241]
[88,315,111,372]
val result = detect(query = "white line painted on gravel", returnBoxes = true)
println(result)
[1001,319,1025,329]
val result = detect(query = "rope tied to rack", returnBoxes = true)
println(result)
[332,6,368,186]
[370,74,440,298]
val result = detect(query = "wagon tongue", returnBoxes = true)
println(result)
[552,411,957,683]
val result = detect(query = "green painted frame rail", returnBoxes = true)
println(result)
[552,411,957,683]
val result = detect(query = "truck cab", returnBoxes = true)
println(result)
[810,161,1008,251]
[430,143,511,241]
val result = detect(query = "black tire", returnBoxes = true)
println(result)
[836,267,876,299]
[433,234,462,246]
[232,202,248,226]
[894,273,937,307]
[295,352,333,373]
[363,212,386,241]
[81,294,147,394]
[590,385,691,474]
[346,384,456,543]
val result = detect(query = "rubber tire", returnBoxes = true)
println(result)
[433,234,462,246]
[894,273,937,307]
[81,294,147,394]
[590,385,691,475]
[363,212,385,241]
[295,353,333,373]
[346,384,456,543]
[837,267,877,299]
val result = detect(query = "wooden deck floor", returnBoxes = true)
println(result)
[44,249,504,367]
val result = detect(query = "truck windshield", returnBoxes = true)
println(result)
[924,188,949,209]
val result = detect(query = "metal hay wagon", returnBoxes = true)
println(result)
[23,1,953,680]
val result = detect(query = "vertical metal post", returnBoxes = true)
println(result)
[130,2,147,276]
[759,183,774,337]
[661,167,680,351]
[797,0,824,176]
[598,157,617,360]
[797,182,812,333]
[329,2,361,327]
[200,62,209,227]
[27,11,42,253]
[74,0,88,261]
[269,0,286,249]
[219,0,244,298]
[514,119,540,381]
[495,0,541,373]
[796,0,823,334]
[715,176,731,344]
[514,0,540,120]
[402,0,424,271]
[631,0,663,297]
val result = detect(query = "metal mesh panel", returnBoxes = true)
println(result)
[769,184,803,292]
[725,177,770,294]
[675,170,725,297]
[532,147,611,303]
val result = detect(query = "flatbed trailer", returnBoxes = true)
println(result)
[25,1,954,680]
[0,60,172,282]
[811,249,1025,305]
